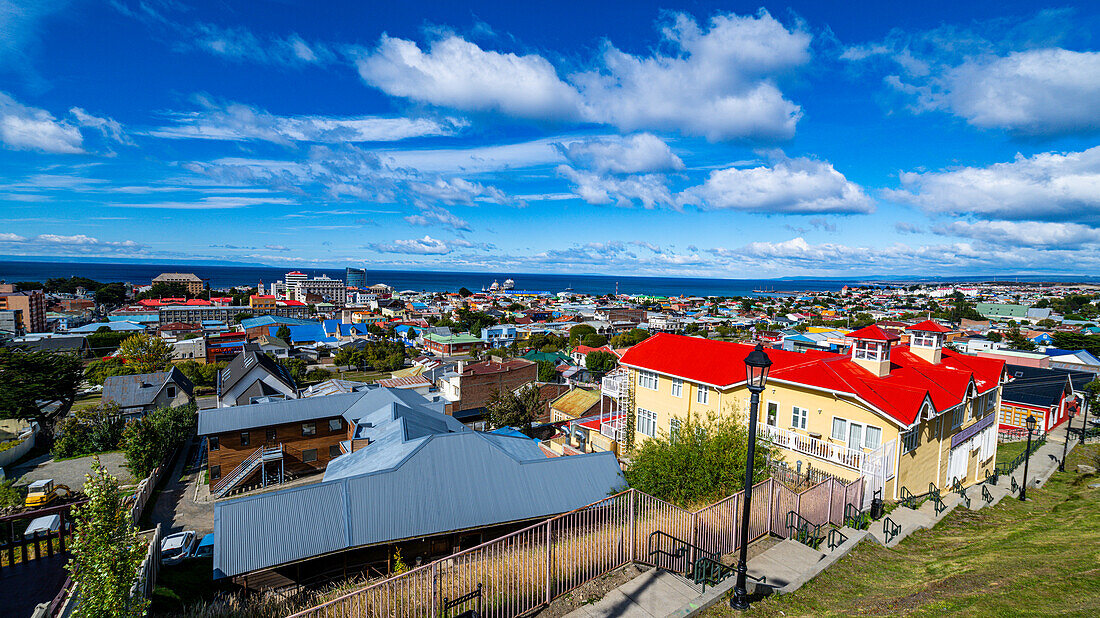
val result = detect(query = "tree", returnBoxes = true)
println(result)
[459,287,473,298]
[537,360,558,382]
[0,347,84,437]
[486,384,542,431]
[278,358,308,383]
[610,328,650,348]
[368,323,385,337]
[624,412,771,506]
[234,312,254,324]
[84,356,137,385]
[116,334,173,373]
[582,333,608,348]
[86,330,133,356]
[53,403,128,459]
[275,324,292,340]
[94,283,127,305]
[305,368,332,382]
[585,350,617,373]
[1004,327,1037,351]
[120,404,196,478]
[175,360,224,387]
[986,331,1003,343]
[139,281,191,299]
[569,324,597,344]
[67,458,148,618]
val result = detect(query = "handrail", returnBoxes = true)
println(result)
[785,510,823,548]
[927,483,946,514]
[211,443,284,497]
[899,486,920,509]
[951,477,970,509]
[883,516,901,545]
[827,527,848,551]
[1011,476,1020,495]
[927,482,940,502]
[981,484,994,505]
[844,503,869,530]
[995,434,1049,476]
[646,530,717,575]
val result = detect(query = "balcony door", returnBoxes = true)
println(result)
[766,402,778,426]
[847,422,863,451]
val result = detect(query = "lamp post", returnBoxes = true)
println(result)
[731,343,772,611]
[1060,404,1077,472]
[1020,414,1037,501]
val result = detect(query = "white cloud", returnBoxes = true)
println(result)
[264,244,290,251]
[370,235,459,255]
[572,11,809,141]
[887,145,1100,221]
[557,165,676,209]
[937,49,1100,135]
[193,24,335,67]
[355,10,810,141]
[0,232,147,253]
[109,196,296,210]
[936,220,1100,247]
[0,92,83,153]
[70,107,132,145]
[403,206,471,231]
[682,154,873,213]
[841,13,1100,136]
[556,133,683,174]
[355,34,584,119]
[150,99,465,144]
[0,233,27,241]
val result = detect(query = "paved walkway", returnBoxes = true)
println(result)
[566,423,1075,618]
[146,438,214,537]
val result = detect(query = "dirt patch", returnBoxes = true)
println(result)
[865,570,987,615]
[534,563,651,618]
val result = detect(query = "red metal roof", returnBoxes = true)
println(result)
[619,333,1004,428]
[846,324,901,342]
[907,320,952,333]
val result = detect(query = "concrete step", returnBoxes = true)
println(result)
[565,568,698,618]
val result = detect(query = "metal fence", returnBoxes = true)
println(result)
[287,476,863,618]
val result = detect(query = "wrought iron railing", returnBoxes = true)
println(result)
[981,484,994,505]
[951,477,970,509]
[928,483,946,515]
[786,511,824,549]
[844,503,869,530]
[899,486,921,509]
[995,434,1048,477]
[827,527,848,551]
[882,516,901,545]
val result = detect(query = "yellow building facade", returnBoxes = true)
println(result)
[619,326,1004,501]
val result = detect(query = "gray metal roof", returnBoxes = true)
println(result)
[198,391,361,435]
[219,348,295,394]
[213,434,623,578]
[102,367,192,409]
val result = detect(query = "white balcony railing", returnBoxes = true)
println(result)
[758,423,870,472]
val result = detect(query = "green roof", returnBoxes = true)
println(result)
[976,303,1029,318]
[425,332,483,344]
[522,350,573,364]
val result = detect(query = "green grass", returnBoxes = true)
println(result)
[701,444,1100,617]
[338,370,388,383]
[995,440,1029,468]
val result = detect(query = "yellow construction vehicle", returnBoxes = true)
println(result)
[24,479,74,508]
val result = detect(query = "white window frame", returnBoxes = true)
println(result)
[847,422,864,451]
[766,401,780,426]
[864,425,882,450]
[791,406,808,430]
[911,332,939,348]
[637,407,658,437]
[696,385,710,405]
[670,417,682,441]
[831,417,847,441]
[670,378,683,398]
[901,428,919,454]
[853,340,885,361]
[638,371,659,391]
[951,406,965,429]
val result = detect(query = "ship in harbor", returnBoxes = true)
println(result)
[486,278,516,292]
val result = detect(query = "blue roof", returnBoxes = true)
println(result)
[267,324,328,343]
[239,315,318,330]
[213,433,624,578]
[70,321,146,332]
[491,426,534,440]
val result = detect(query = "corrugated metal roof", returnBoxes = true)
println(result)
[198,392,362,434]
[549,388,601,419]
[213,431,623,578]
[103,367,192,408]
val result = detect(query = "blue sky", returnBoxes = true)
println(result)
[2,0,1100,278]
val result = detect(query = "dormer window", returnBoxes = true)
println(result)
[854,340,887,362]
[911,332,941,348]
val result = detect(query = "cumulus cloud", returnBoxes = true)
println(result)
[936,220,1100,247]
[887,145,1100,221]
[556,133,683,174]
[894,222,924,234]
[0,92,83,153]
[355,10,810,141]
[557,166,676,209]
[681,154,874,213]
[355,34,583,119]
[571,11,809,141]
[403,206,472,231]
[841,12,1100,136]
[0,232,147,254]
[150,98,465,144]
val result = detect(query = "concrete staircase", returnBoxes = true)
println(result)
[565,426,1074,617]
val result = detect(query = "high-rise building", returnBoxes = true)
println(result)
[346,267,366,289]
[292,274,347,306]
[0,285,46,333]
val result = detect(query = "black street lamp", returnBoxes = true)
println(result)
[1020,414,1037,501]
[731,343,772,611]
[1060,404,1077,472]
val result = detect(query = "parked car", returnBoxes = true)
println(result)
[160,530,195,565]
[190,533,214,559]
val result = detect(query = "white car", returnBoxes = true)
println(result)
[160,530,195,565]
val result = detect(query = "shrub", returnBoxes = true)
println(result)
[120,404,197,478]
[624,411,772,507]
[52,403,127,459]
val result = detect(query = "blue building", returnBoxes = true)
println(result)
[481,324,517,348]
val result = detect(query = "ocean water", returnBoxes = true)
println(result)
[0,260,856,297]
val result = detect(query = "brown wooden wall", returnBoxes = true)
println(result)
[207,415,347,484]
